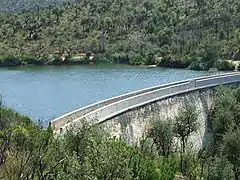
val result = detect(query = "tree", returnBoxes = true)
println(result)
[222,129,240,180]
[147,119,174,157]
[1,0,240,67]
[211,86,240,152]
[63,122,166,180]
[203,156,234,180]
[205,86,240,180]
[174,103,198,173]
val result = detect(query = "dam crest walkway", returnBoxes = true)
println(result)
[51,72,240,133]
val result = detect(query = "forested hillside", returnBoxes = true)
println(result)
[0,0,75,12]
[0,0,240,69]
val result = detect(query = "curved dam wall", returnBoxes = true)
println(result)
[102,88,214,150]
[51,72,240,149]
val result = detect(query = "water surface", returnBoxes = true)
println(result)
[0,65,223,122]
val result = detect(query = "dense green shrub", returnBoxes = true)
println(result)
[214,60,235,71]
[158,57,191,68]
[0,55,22,67]
[130,54,144,65]
[112,52,130,64]
[188,56,216,71]
[94,53,115,64]
[67,56,89,65]
[19,55,45,65]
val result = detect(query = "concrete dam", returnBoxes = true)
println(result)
[51,72,240,149]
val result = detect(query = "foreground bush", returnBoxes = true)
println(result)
[0,86,239,179]
[0,101,177,179]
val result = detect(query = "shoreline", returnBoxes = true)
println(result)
[0,55,239,71]
[0,61,238,72]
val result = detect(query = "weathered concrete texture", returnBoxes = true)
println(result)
[101,89,215,150]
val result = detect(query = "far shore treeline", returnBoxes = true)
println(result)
[0,0,240,70]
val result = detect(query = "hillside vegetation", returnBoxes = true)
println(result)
[0,86,240,179]
[0,0,75,12]
[0,0,240,69]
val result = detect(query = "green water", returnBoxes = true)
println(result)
[0,65,223,123]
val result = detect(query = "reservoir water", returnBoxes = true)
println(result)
[0,65,223,123]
